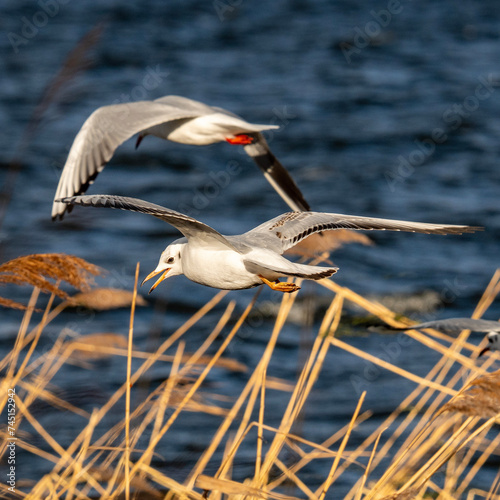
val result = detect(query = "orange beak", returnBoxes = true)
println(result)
[141,268,171,294]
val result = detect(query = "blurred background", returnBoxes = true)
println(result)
[1,0,500,493]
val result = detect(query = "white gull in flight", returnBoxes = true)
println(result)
[52,95,310,219]
[58,195,482,294]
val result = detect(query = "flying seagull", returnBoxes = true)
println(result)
[52,95,310,219]
[396,318,500,356]
[58,194,481,294]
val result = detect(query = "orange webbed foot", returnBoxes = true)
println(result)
[259,275,301,293]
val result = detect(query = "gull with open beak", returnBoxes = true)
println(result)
[58,194,481,294]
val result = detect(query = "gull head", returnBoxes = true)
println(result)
[479,331,500,357]
[141,241,185,294]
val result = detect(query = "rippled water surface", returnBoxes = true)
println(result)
[1,0,500,494]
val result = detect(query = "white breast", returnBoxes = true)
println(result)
[182,246,260,290]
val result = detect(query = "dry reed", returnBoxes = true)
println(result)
[0,253,101,310]
[1,255,499,500]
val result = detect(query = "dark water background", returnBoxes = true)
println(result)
[1,0,500,495]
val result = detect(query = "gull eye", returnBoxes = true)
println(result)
[167,257,175,264]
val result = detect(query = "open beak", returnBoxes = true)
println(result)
[141,268,170,294]
[478,346,490,357]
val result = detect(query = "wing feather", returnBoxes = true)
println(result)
[243,132,311,212]
[397,318,500,334]
[58,195,238,251]
[52,101,203,219]
[239,211,482,254]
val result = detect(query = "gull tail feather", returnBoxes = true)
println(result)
[244,259,338,281]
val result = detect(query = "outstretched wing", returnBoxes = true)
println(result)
[238,211,482,254]
[52,101,204,220]
[58,195,238,251]
[244,132,311,212]
[397,318,500,334]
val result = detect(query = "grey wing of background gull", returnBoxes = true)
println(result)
[237,211,482,254]
[58,195,239,250]
[243,132,311,212]
[153,95,221,114]
[52,101,204,220]
[396,318,500,334]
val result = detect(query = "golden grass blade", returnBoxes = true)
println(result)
[351,347,478,500]
[134,463,204,499]
[61,338,245,370]
[354,427,385,500]
[453,426,500,497]
[255,367,267,480]
[125,263,140,500]
[41,289,228,484]
[134,300,236,471]
[191,288,296,488]
[152,340,185,438]
[472,269,500,319]
[125,291,261,493]
[396,416,476,493]
[195,474,302,500]
[316,392,366,500]
[267,411,373,492]
[256,292,340,487]
[274,457,319,499]
[415,416,498,495]
[3,287,39,386]
[0,302,70,372]
[485,466,500,499]
[15,397,73,463]
[17,380,89,418]
[64,333,129,361]
[330,336,457,396]
[61,410,100,500]
[14,289,57,385]
[377,488,421,500]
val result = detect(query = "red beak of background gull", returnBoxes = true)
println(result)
[141,268,171,294]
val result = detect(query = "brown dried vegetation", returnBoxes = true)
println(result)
[0,253,101,309]
[1,262,500,499]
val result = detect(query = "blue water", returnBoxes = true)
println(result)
[1,0,500,495]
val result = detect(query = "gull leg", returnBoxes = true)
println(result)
[259,275,301,293]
